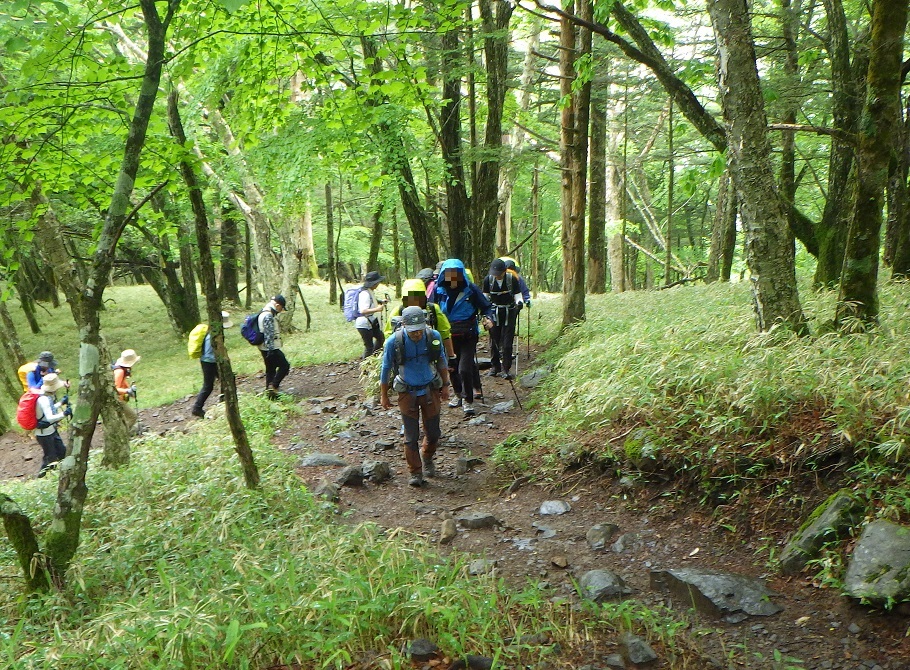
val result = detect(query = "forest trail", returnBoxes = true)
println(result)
[0,350,907,669]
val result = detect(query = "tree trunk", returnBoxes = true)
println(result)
[706,164,738,283]
[0,300,25,366]
[177,219,200,323]
[608,233,627,292]
[560,1,591,327]
[588,77,608,294]
[218,202,242,303]
[99,346,131,468]
[814,0,862,286]
[391,206,402,297]
[0,495,49,591]
[299,199,320,279]
[326,182,337,305]
[889,98,910,277]
[708,0,807,334]
[40,0,177,589]
[167,90,259,489]
[836,0,909,326]
[366,200,385,272]
[471,0,514,270]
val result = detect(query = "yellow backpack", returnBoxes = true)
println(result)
[187,324,209,359]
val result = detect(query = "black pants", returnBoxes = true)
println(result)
[193,361,218,412]
[450,330,479,404]
[357,320,385,358]
[490,312,518,373]
[37,431,66,475]
[261,349,290,389]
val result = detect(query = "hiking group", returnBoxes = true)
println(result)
[16,348,140,478]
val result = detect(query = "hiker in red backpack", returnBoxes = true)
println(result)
[258,295,290,399]
[34,373,70,478]
[354,271,388,358]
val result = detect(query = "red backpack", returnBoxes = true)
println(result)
[16,391,41,431]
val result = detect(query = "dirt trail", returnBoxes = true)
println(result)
[1,352,908,669]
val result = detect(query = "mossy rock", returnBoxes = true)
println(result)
[623,428,663,472]
[778,489,864,576]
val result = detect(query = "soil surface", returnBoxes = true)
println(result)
[2,349,908,670]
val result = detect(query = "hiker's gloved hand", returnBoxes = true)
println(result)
[60,395,69,406]
[525,299,531,310]
[128,384,137,398]
[515,302,524,312]
[63,406,73,418]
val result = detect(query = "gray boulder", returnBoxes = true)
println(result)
[468,559,497,575]
[440,519,457,545]
[540,500,571,515]
[779,490,863,575]
[335,465,365,486]
[844,520,910,606]
[490,400,515,414]
[300,453,348,467]
[587,523,620,551]
[519,367,550,389]
[362,460,392,483]
[578,569,629,603]
[650,568,783,623]
[407,638,438,662]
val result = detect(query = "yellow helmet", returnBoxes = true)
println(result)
[402,278,426,295]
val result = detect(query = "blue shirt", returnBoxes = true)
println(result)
[380,329,447,396]
[201,333,215,363]
[27,366,56,389]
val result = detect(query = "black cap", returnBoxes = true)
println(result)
[363,271,385,288]
[503,259,517,271]
[490,259,507,275]
[416,268,434,282]
[273,294,287,308]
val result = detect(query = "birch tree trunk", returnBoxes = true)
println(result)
[708,0,807,334]
[706,163,738,283]
[836,0,909,326]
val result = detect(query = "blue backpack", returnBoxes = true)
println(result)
[343,287,363,321]
[240,312,265,345]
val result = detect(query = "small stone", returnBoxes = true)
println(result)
[621,632,658,664]
[490,400,514,414]
[407,638,438,662]
[551,555,569,568]
[309,396,336,404]
[335,465,365,486]
[848,622,861,635]
[578,569,629,602]
[440,519,457,545]
[362,460,392,484]
[604,653,626,668]
[313,478,340,502]
[373,439,396,451]
[586,523,620,551]
[300,453,348,467]
[468,559,497,575]
[457,512,500,529]
[540,500,571,515]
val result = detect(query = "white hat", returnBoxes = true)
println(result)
[221,311,233,328]
[116,349,141,367]
[40,373,66,394]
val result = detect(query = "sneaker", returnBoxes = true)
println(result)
[408,473,424,487]
[463,402,475,416]
[422,456,436,478]
[191,407,205,418]
[449,396,463,408]
[485,369,502,378]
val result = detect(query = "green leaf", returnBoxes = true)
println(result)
[219,0,248,13]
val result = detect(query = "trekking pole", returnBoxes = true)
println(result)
[507,375,523,410]
[132,384,141,434]
[514,309,520,379]
[527,304,531,360]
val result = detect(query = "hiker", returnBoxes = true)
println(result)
[113,349,140,429]
[259,295,290,399]
[424,261,444,299]
[34,373,71,478]
[18,351,64,392]
[191,311,233,418]
[501,258,532,308]
[379,306,451,487]
[416,267,435,290]
[385,278,456,361]
[430,258,493,416]
[483,258,524,379]
[355,271,387,357]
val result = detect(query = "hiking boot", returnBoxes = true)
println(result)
[485,369,501,378]
[474,389,484,402]
[422,456,436,478]
[448,396,463,408]
[408,473,424,487]
[191,407,205,418]
[463,402,475,416]
[266,386,278,400]
[501,372,513,381]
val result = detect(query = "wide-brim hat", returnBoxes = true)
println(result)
[363,271,385,288]
[221,311,234,328]
[40,373,66,393]
[116,349,141,368]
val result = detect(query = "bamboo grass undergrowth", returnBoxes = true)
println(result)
[501,280,910,519]
[0,393,697,669]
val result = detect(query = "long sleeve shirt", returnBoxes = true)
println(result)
[35,394,65,437]
[201,333,216,363]
[258,309,282,351]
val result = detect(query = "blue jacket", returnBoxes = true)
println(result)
[380,329,447,396]
[431,259,493,325]
[201,333,215,363]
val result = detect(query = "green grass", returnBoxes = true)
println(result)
[497,280,910,521]
[0,394,700,669]
[4,283,368,412]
